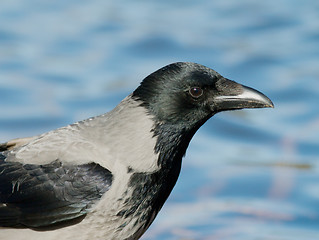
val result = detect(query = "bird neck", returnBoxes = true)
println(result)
[153,116,209,168]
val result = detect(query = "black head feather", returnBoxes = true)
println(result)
[133,62,220,127]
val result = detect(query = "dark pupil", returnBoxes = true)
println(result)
[190,87,203,97]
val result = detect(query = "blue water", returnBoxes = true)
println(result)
[0,1,319,239]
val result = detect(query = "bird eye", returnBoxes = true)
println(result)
[189,87,203,98]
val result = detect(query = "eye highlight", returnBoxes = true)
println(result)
[189,87,203,98]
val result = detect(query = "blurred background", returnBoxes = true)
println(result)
[0,0,319,239]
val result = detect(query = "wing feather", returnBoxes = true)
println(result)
[0,155,113,229]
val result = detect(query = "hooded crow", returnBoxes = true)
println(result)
[0,62,273,240]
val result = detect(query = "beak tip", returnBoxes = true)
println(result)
[269,102,275,108]
[241,85,274,109]
[263,98,274,109]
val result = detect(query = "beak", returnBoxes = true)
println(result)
[213,79,274,112]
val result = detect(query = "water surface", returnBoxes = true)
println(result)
[0,1,318,239]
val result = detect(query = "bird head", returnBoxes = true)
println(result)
[132,62,273,130]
